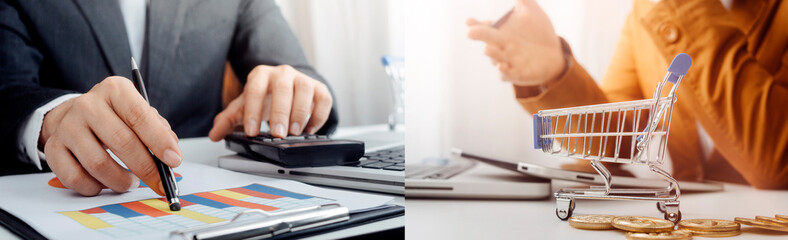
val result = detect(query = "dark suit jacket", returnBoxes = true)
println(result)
[0,0,339,175]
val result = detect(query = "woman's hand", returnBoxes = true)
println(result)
[467,0,566,86]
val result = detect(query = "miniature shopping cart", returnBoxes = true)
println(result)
[532,53,692,223]
[382,55,405,131]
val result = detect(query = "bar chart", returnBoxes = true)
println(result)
[59,184,335,238]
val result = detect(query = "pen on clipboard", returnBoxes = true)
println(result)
[492,8,513,28]
[171,204,350,240]
[131,58,181,211]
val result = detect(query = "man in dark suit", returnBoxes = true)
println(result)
[0,0,338,197]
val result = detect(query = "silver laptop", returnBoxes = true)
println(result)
[405,158,552,199]
[218,131,406,194]
[219,130,553,198]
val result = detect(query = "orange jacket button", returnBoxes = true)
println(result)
[658,23,680,43]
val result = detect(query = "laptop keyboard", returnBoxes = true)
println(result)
[347,146,405,171]
[405,159,476,180]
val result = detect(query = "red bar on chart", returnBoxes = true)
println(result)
[228,187,283,200]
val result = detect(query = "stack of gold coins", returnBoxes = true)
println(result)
[611,216,675,233]
[677,219,741,237]
[755,216,788,226]
[611,216,696,240]
[567,214,788,238]
[735,214,788,232]
[568,215,617,230]
[570,215,691,239]
[625,231,692,240]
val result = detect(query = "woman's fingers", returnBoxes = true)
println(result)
[484,44,506,63]
[467,25,505,46]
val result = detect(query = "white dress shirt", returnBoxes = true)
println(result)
[17,0,147,169]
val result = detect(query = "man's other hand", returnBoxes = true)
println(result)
[209,65,333,140]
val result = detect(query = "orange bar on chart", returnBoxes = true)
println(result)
[80,207,106,214]
[138,199,225,224]
[193,192,278,211]
[120,201,171,217]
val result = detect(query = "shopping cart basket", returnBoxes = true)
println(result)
[532,53,692,223]
[382,55,405,131]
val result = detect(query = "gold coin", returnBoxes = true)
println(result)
[756,216,788,226]
[686,229,741,237]
[569,215,617,230]
[677,219,740,232]
[776,214,788,221]
[625,230,692,240]
[734,217,788,232]
[612,216,675,233]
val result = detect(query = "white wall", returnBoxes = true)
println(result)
[406,0,632,167]
[276,0,405,127]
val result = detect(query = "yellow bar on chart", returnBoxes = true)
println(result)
[138,199,225,224]
[211,189,251,200]
[60,211,113,229]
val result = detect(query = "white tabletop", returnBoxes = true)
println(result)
[0,125,404,239]
[405,164,788,239]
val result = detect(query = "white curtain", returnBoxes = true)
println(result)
[275,0,405,127]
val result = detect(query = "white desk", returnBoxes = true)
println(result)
[406,164,788,239]
[0,126,404,239]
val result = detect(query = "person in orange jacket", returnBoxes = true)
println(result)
[467,0,788,189]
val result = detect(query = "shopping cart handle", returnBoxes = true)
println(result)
[381,55,404,66]
[666,53,692,83]
[533,114,544,149]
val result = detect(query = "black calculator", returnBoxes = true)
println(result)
[224,131,365,168]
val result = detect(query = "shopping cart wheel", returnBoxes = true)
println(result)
[663,201,681,223]
[664,211,682,223]
[555,198,575,220]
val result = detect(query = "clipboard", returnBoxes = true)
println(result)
[0,204,404,240]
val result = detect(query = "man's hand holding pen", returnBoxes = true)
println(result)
[40,76,182,197]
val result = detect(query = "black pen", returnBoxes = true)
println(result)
[131,58,181,211]
[492,8,513,29]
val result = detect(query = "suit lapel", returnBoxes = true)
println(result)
[146,0,187,84]
[72,0,132,77]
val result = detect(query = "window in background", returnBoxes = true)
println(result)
[276,0,405,127]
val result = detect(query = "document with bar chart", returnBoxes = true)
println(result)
[59,184,334,238]
[0,162,393,240]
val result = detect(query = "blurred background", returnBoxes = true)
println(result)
[405,0,635,169]
[275,0,404,127]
